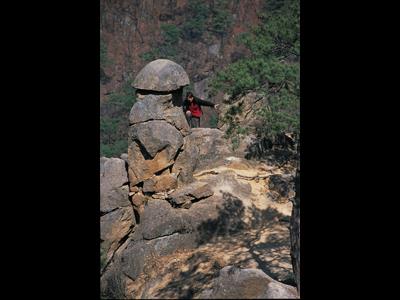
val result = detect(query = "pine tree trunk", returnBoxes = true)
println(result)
[290,167,300,294]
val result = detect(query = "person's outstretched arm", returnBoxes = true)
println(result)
[195,97,216,107]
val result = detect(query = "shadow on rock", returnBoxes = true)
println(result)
[154,252,221,299]
[196,192,247,244]
[150,193,296,299]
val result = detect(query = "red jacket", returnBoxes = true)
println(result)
[183,97,215,118]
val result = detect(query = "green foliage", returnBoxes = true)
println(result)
[211,0,233,36]
[100,38,112,68]
[211,0,299,142]
[140,0,234,65]
[100,79,136,157]
[100,245,107,270]
[209,114,219,128]
[141,23,182,62]
[182,0,210,40]
[140,51,157,62]
[160,23,181,44]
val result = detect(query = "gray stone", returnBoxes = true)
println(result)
[100,157,130,213]
[208,43,221,57]
[120,153,128,163]
[167,182,213,206]
[129,120,183,159]
[193,77,209,102]
[114,232,197,282]
[100,262,127,299]
[189,184,214,199]
[172,139,199,185]
[131,191,147,208]
[133,59,190,92]
[119,239,149,280]
[127,141,176,186]
[141,200,187,240]
[143,173,178,193]
[196,266,298,299]
[100,185,131,214]
[100,206,135,265]
[164,106,191,136]
[141,194,224,241]
[150,232,197,256]
[100,157,128,189]
[173,128,232,185]
[129,94,172,125]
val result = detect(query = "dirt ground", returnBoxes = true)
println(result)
[125,157,295,299]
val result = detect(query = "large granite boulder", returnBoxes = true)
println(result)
[129,94,190,136]
[100,158,130,213]
[129,94,172,125]
[100,185,130,214]
[167,181,213,207]
[140,200,188,240]
[173,128,233,185]
[128,142,175,188]
[132,59,190,92]
[196,266,298,299]
[101,206,135,263]
[127,120,184,187]
[143,173,178,193]
[129,120,183,159]
[100,157,128,192]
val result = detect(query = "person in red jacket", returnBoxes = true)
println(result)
[183,92,219,128]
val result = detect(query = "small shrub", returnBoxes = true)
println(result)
[100,79,136,157]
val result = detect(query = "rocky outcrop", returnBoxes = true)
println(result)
[196,266,298,299]
[173,128,233,184]
[101,206,135,264]
[101,59,299,299]
[100,157,134,273]
[127,60,232,204]
[100,157,130,214]
[143,173,178,193]
[167,181,213,207]
[140,195,223,241]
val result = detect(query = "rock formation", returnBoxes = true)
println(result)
[100,157,133,273]
[196,266,298,299]
[100,59,299,299]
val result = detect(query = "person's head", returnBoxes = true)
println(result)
[186,91,194,102]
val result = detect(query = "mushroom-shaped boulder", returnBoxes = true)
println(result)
[133,59,190,92]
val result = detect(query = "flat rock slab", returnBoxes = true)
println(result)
[196,266,298,299]
[167,181,214,206]
[143,173,178,193]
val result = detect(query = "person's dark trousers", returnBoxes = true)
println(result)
[187,116,200,128]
